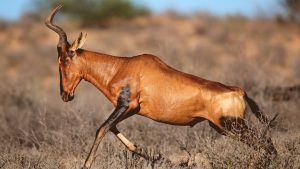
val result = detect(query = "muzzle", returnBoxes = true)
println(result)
[61,91,74,102]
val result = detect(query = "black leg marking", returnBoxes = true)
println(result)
[101,85,130,132]
[118,85,130,107]
[208,121,226,135]
[83,86,131,169]
[219,116,247,133]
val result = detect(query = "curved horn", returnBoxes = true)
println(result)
[45,4,68,47]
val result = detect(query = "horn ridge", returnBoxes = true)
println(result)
[45,4,68,46]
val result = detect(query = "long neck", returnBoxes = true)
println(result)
[79,50,125,99]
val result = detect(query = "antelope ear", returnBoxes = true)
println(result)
[69,32,87,52]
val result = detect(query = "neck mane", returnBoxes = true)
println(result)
[79,50,125,98]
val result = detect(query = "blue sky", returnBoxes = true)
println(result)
[0,0,281,20]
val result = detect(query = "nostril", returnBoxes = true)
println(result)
[61,92,68,101]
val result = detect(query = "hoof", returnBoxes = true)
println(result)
[132,146,163,161]
[133,147,148,158]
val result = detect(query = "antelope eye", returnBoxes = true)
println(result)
[64,57,71,65]
[68,51,75,57]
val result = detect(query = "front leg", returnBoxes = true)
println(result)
[83,86,130,169]
[110,126,149,159]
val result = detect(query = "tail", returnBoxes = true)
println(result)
[244,93,279,127]
[244,93,279,155]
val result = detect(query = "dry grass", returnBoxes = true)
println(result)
[0,13,299,169]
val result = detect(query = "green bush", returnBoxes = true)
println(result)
[39,0,150,23]
[278,0,300,23]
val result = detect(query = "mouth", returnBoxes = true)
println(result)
[61,92,74,102]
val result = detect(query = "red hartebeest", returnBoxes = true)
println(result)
[45,5,278,169]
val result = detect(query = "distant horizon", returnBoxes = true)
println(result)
[0,0,282,21]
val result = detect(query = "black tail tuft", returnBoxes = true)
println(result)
[244,93,271,125]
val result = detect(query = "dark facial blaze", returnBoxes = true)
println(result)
[59,68,75,102]
[58,51,81,102]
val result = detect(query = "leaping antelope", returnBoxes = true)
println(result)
[45,5,278,169]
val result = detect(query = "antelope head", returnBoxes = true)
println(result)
[45,5,87,102]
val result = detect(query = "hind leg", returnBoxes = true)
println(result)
[209,117,277,155]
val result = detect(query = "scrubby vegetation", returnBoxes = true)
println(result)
[35,0,150,24]
[0,7,300,169]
